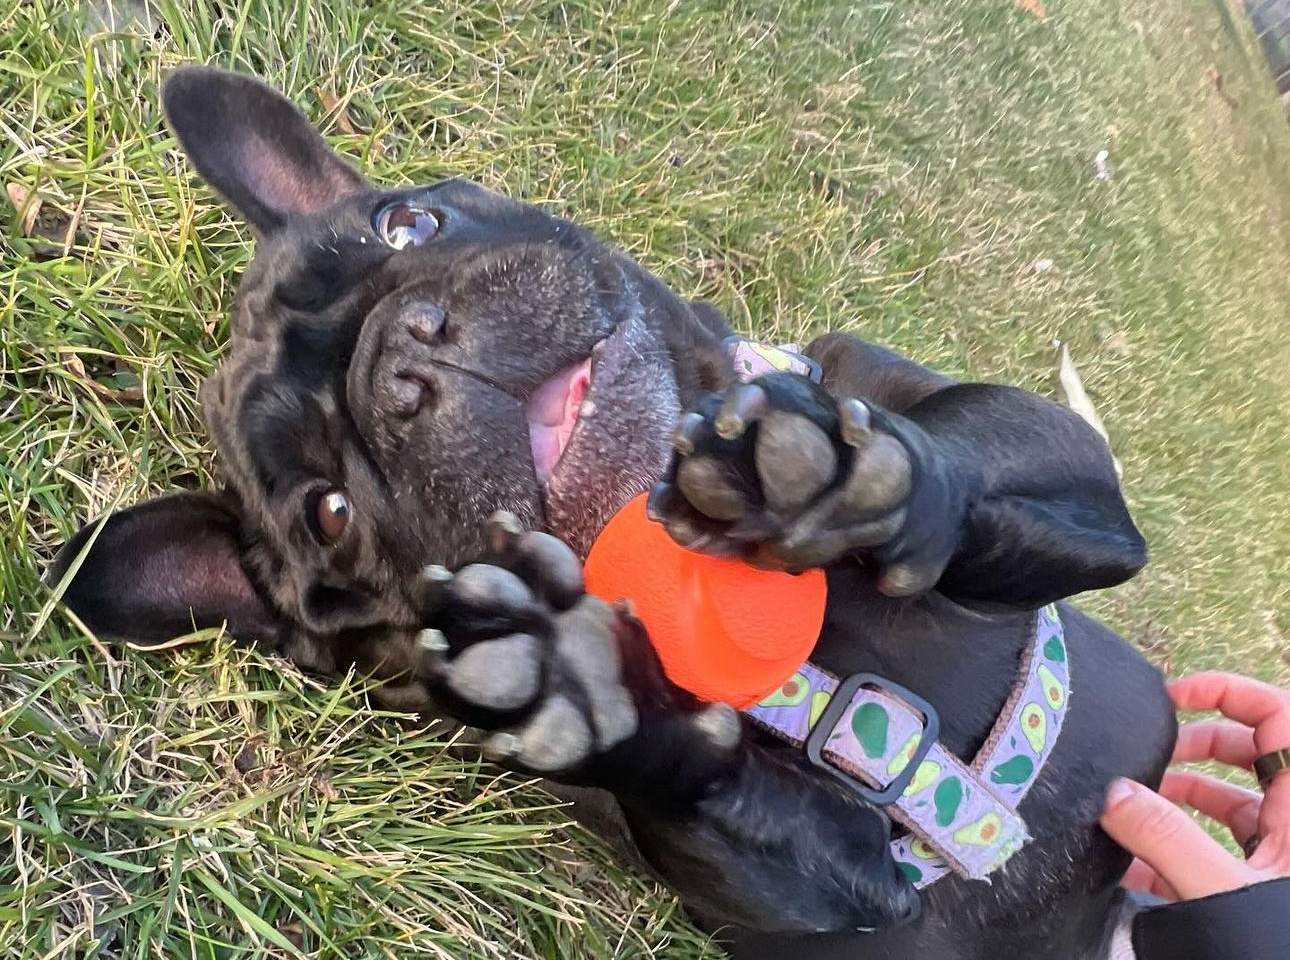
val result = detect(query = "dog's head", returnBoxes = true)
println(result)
[52,66,731,653]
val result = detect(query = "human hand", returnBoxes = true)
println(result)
[1100,671,1290,900]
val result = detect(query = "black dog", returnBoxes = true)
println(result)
[51,67,1176,960]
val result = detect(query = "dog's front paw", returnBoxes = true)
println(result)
[649,373,965,594]
[415,514,741,785]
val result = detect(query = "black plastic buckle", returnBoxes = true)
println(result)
[804,672,941,806]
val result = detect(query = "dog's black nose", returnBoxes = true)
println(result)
[404,302,446,344]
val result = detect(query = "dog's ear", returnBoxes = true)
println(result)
[162,65,368,234]
[49,491,283,646]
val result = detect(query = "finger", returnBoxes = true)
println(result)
[1248,797,1290,872]
[1253,774,1290,867]
[1169,673,1290,755]
[1121,859,1179,902]
[1173,720,1259,768]
[1100,778,1254,899]
[1159,770,1261,846]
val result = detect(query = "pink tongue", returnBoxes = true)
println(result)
[526,359,592,482]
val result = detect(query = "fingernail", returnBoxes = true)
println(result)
[1105,777,1137,810]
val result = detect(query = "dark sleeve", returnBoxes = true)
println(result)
[1132,879,1290,960]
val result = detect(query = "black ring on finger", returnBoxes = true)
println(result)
[1253,748,1290,790]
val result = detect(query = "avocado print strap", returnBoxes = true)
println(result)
[744,603,1070,889]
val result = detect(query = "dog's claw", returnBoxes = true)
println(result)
[482,732,523,762]
[878,561,940,598]
[839,398,872,446]
[693,702,741,752]
[420,564,454,584]
[672,412,705,455]
[715,383,768,440]
[417,564,456,613]
[417,627,449,653]
[646,481,672,522]
[487,510,525,552]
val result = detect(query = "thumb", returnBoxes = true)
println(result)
[1100,778,1251,900]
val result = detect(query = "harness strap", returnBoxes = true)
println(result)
[745,603,1069,887]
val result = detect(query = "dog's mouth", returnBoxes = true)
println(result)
[526,355,594,484]
[522,314,681,553]
[524,316,651,486]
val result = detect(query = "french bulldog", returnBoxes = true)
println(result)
[50,66,1177,960]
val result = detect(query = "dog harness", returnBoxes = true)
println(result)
[724,338,1072,889]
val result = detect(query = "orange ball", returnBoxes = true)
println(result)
[584,494,826,708]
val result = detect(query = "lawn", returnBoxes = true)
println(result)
[2,0,1288,957]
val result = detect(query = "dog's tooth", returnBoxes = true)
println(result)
[579,399,597,419]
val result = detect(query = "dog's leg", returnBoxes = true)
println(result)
[651,333,1145,608]
[399,515,916,934]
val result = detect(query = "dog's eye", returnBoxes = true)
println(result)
[374,203,439,250]
[313,489,351,543]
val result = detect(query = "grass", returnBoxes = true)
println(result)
[1,0,1287,956]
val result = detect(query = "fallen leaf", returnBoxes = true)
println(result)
[313,772,338,800]
[316,86,357,135]
[62,352,145,404]
[1206,66,1238,109]
[232,738,260,775]
[276,921,306,950]
[1016,0,1047,20]
[5,182,42,236]
[1054,340,1122,477]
